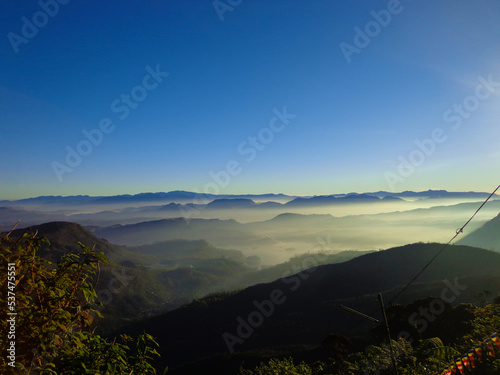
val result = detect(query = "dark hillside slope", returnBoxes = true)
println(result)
[231,250,373,289]
[4,222,255,334]
[128,239,244,262]
[119,243,500,371]
[8,221,123,262]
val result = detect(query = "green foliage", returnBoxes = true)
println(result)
[462,304,500,347]
[415,337,459,369]
[239,357,313,375]
[240,304,500,375]
[48,333,163,374]
[0,231,163,374]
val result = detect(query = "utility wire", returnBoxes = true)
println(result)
[388,184,500,304]
[339,184,500,336]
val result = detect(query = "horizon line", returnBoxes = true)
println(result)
[1,188,497,202]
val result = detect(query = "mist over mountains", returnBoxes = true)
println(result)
[5,1,500,372]
[2,190,499,265]
[121,242,500,373]
[3,188,500,373]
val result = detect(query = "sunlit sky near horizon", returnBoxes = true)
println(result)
[1,1,500,200]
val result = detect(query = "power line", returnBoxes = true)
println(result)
[388,184,500,304]
[339,184,500,337]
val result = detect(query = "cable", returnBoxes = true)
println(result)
[339,184,500,336]
[388,184,500,304]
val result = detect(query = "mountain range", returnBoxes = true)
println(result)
[4,188,500,374]
[5,207,500,374]
[3,221,369,334]
[1,189,496,205]
[119,242,500,374]
[4,222,256,332]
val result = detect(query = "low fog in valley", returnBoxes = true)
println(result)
[2,191,499,264]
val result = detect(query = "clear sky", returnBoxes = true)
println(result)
[1,0,500,199]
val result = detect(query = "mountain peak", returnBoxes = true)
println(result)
[7,221,122,261]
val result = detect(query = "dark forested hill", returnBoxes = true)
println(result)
[4,222,256,333]
[8,221,123,262]
[118,243,500,373]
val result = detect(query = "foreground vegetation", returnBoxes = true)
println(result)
[0,231,166,374]
[239,304,500,374]
[1,229,499,374]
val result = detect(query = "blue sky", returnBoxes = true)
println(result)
[1,0,500,199]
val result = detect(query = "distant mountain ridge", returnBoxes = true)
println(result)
[284,193,389,207]
[1,189,496,204]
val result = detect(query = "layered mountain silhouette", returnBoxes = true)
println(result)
[119,242,500,373]
[0,191,291,205]
[284,194,386,207]
[93,218,262,247]
[1,189,496,205]
[6,218,500,374]
[3,189,500,374]
[3,222,260,333]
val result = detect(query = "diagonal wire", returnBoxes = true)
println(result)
[339,184,500,336]
[388,184,500,305]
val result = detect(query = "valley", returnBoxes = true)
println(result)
[2,190,500,373]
